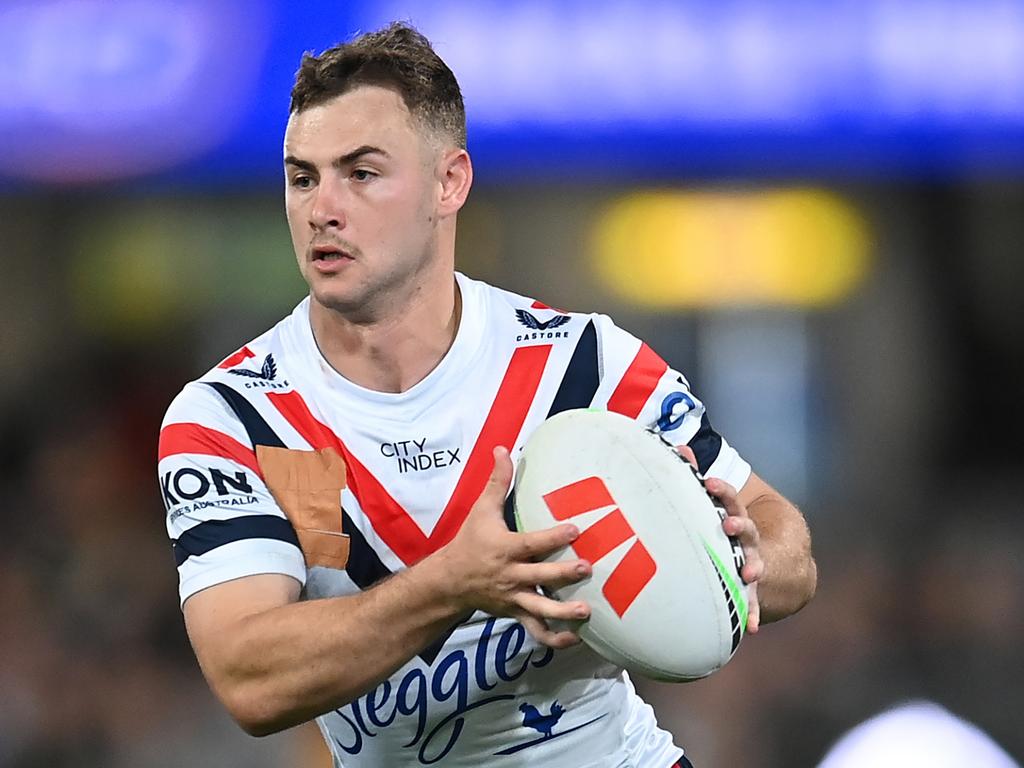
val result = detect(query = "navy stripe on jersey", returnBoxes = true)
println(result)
[342,517,394,591]
[546,320,598,417]
[689,413,724,476]
[206,382,282,447]
[205,381,394,591]
[173,515,299,566]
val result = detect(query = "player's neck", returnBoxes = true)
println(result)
[309,274,462,394]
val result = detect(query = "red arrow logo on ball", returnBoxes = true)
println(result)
[542,477,657,618]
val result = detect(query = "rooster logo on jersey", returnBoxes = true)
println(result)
[519,701,565,738]
[493,698,607,756]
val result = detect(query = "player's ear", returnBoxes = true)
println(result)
[436,147,472,217]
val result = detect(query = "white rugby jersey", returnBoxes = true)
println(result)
[159,272,751,768]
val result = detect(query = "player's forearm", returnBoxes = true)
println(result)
[212,556,464,735]
[747,494,817,623]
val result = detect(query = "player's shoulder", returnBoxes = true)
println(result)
[467,274,648,370]
[466,273,602,330]
[162,298,310,427]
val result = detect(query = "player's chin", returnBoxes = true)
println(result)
[307,275,366,312]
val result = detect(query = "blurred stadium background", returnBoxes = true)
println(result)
[2,1,1023,766]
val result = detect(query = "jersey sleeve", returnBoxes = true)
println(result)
[158,382,307,606]
[591,314,752,491]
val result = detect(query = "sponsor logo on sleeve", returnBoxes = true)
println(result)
[657,391,696,432]
[162,466,258,520]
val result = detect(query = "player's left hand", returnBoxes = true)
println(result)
[676,446,763,634]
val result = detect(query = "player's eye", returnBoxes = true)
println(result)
[352,168,376,182]
[290,174,315,189]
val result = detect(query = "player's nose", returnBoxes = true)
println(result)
[309,177,346,231]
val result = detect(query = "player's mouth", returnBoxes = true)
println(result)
[310,244,355,273]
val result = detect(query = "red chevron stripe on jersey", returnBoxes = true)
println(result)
[606,342,669,419]
[427,343,551,550]
[158,422,261,476]
[266,344,553,565]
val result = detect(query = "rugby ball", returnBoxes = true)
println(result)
[513,408,749,682]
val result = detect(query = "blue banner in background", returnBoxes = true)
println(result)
[2,0,1024,185]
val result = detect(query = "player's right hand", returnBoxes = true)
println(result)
[435,446,592,649]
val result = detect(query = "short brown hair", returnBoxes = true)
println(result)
[290,22,466,149]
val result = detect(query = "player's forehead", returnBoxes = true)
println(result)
[284,84,423,162]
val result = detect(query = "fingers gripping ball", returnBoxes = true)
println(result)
[513,409,749,682]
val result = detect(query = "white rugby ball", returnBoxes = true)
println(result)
[513,408,749,682]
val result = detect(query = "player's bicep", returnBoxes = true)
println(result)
[183,573,301,660]
[182,573,301,717]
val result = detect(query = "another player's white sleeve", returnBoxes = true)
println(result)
[591,314,752,491]
[159,382,307,606]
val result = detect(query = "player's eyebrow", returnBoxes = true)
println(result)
[284,145,390,172]
[333,145,389,167]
